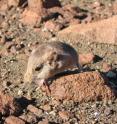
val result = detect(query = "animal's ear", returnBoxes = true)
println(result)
[47,52,63,62]
[46,51,57,61]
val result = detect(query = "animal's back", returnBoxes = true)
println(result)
[33,42,78,63]
[24,41,79,82]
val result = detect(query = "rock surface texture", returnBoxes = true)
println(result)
[58,15,117,45]
[50,71,115,102]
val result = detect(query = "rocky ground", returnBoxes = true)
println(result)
[0,0,117,124]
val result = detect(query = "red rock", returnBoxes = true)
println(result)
[0,91,20,115]
[20,9,41,26]
[58,15,117,45]
[5,116,25,124]
[58,111,70,120]
[28,0,43,13]
[44,20,63,32]
[42,104,51,111]
[19,115,28,122]
[19,113,37,123]
[20,0,50,26]
[79,53,95,65]
[27,105,43,116]
[49,71,115,102]
[102,63,112,72]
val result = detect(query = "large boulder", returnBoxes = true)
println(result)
[49,71,115,102]
[58,16,117,45]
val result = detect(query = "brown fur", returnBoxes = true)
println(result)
[24,42,81,83]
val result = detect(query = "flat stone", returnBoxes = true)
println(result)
[58,15,117,45]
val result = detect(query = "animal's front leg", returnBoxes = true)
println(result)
[35,78,51,95]
[36,64,54,94]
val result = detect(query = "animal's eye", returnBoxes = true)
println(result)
[35,64,43,71]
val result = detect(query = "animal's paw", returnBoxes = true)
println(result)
[35,79,51,95]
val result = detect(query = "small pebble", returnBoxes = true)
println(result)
[42,104,52,111]
[0,35,6,44]
[27,105,43,116]
[5,116,25,124]
[58,111,70,121]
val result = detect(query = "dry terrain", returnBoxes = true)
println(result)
[0,0,117,124]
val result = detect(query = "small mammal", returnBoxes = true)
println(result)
[24,41,82,88]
